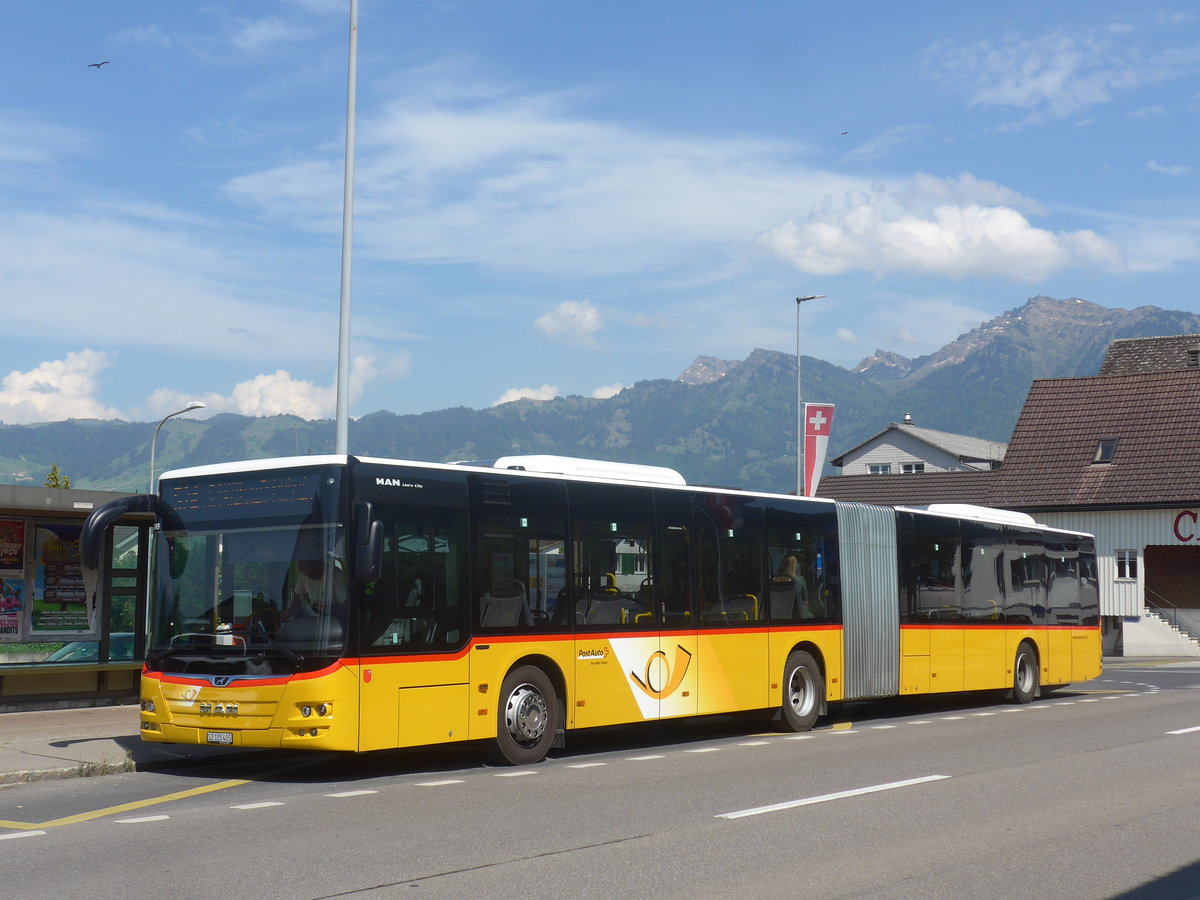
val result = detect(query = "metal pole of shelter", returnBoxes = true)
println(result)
[795,295,826,496]
[334,0,358,456]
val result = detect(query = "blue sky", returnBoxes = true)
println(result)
[2,1,1199,425]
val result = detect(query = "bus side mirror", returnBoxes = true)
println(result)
[353,501,383,583]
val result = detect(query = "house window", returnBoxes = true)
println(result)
[1115,549,1138,580]
[868,464,892,475]
[1092,438,1119,464]
[902,463,925,474]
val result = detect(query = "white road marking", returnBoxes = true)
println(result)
[494,771,537,777]
[685,747,720,753]
[972,712,996,717]
[416,779,464,786]
[716,775,951,820]
[566,762,607,768]
[738,741,770,747]
[628,754,665,761]
[0,830,46,841]
[231,801,284,810]
[786,735,814,741]
[1167,725,1200,735]
[872,725,898,730]
[115,815,170,824]
[326,790,379,798]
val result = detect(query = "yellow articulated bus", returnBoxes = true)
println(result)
[80,454,1101,765]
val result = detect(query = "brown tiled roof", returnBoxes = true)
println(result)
[986,369,1200,509]
[1098,335,1200,375]
[816,471,996,506]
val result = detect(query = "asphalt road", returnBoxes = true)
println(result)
[4,660,1200,899]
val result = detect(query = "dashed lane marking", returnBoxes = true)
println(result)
[716,775,952,820]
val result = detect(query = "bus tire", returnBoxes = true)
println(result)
[490,665,557,765]
[1012,642,1039,704]
[781,650,823,732]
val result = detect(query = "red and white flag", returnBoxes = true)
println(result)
[803,402,835,497]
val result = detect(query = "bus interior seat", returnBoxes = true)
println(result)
[479,579,531,628]
[767,576,797,621]
[584,596,625,625]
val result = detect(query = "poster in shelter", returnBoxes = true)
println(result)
[0,577,23,639]
[31,523,94,634]
[0,519,25,571]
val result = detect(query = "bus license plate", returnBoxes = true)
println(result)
[206,731,234,745]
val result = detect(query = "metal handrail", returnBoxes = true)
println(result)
[1145,588,1200,643]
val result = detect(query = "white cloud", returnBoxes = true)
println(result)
[759,174,1122,280]
[493,384,560,406]
[1148,159,1193,176]
[225,73,859,278]
[146,356,379,421]
[1127,104,1169,118]
[835,328,859,344]
[847,124,931,162]
[926,26,1200,125]
[0,350,122,425]
[229,17,314,55]
[0,111,91,164]
[591,383,626,399]
[534,300,602,346]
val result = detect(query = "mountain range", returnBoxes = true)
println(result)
[5,295,1200,495]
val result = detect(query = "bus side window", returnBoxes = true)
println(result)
[364,516,468,652]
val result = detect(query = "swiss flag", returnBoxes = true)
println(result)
[803,402,835,497]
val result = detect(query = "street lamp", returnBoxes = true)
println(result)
[795,294,826,495]
[334,0,359,455]
[149,401,205,494]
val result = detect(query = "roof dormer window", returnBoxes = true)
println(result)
[1092,438,1118,464]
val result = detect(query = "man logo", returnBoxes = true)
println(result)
[629,644,692,700]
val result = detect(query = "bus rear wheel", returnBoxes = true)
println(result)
[781,650,823,732]
[490,666,558,765]
[1012,642,1039,704]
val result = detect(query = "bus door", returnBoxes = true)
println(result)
[354,471,473,752]
[1044,540,1081,686]
[690,493,767,715]
[570,483,673,727]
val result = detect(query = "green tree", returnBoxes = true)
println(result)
[44,464,72,488]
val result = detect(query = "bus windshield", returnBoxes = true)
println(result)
[150,465,347,676]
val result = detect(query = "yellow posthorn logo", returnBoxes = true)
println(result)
[630,644,693,700]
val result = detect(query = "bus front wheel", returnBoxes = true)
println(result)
[490,666,558,765]
[1012,642,1040,704]
[781,650,823,732]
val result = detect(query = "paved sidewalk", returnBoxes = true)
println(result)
[0,704,278,784]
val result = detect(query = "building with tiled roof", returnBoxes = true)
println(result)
[829,417,1007,476]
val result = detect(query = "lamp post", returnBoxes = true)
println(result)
[149,401,205,494]
[333,0,358,456]
[795,294,826,495]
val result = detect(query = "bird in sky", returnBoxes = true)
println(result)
[88,61,109,68]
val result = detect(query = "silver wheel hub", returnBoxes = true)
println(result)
[505,684,548,745]
[788,668,815,717]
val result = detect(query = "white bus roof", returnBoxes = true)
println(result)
[466,455,687,485]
